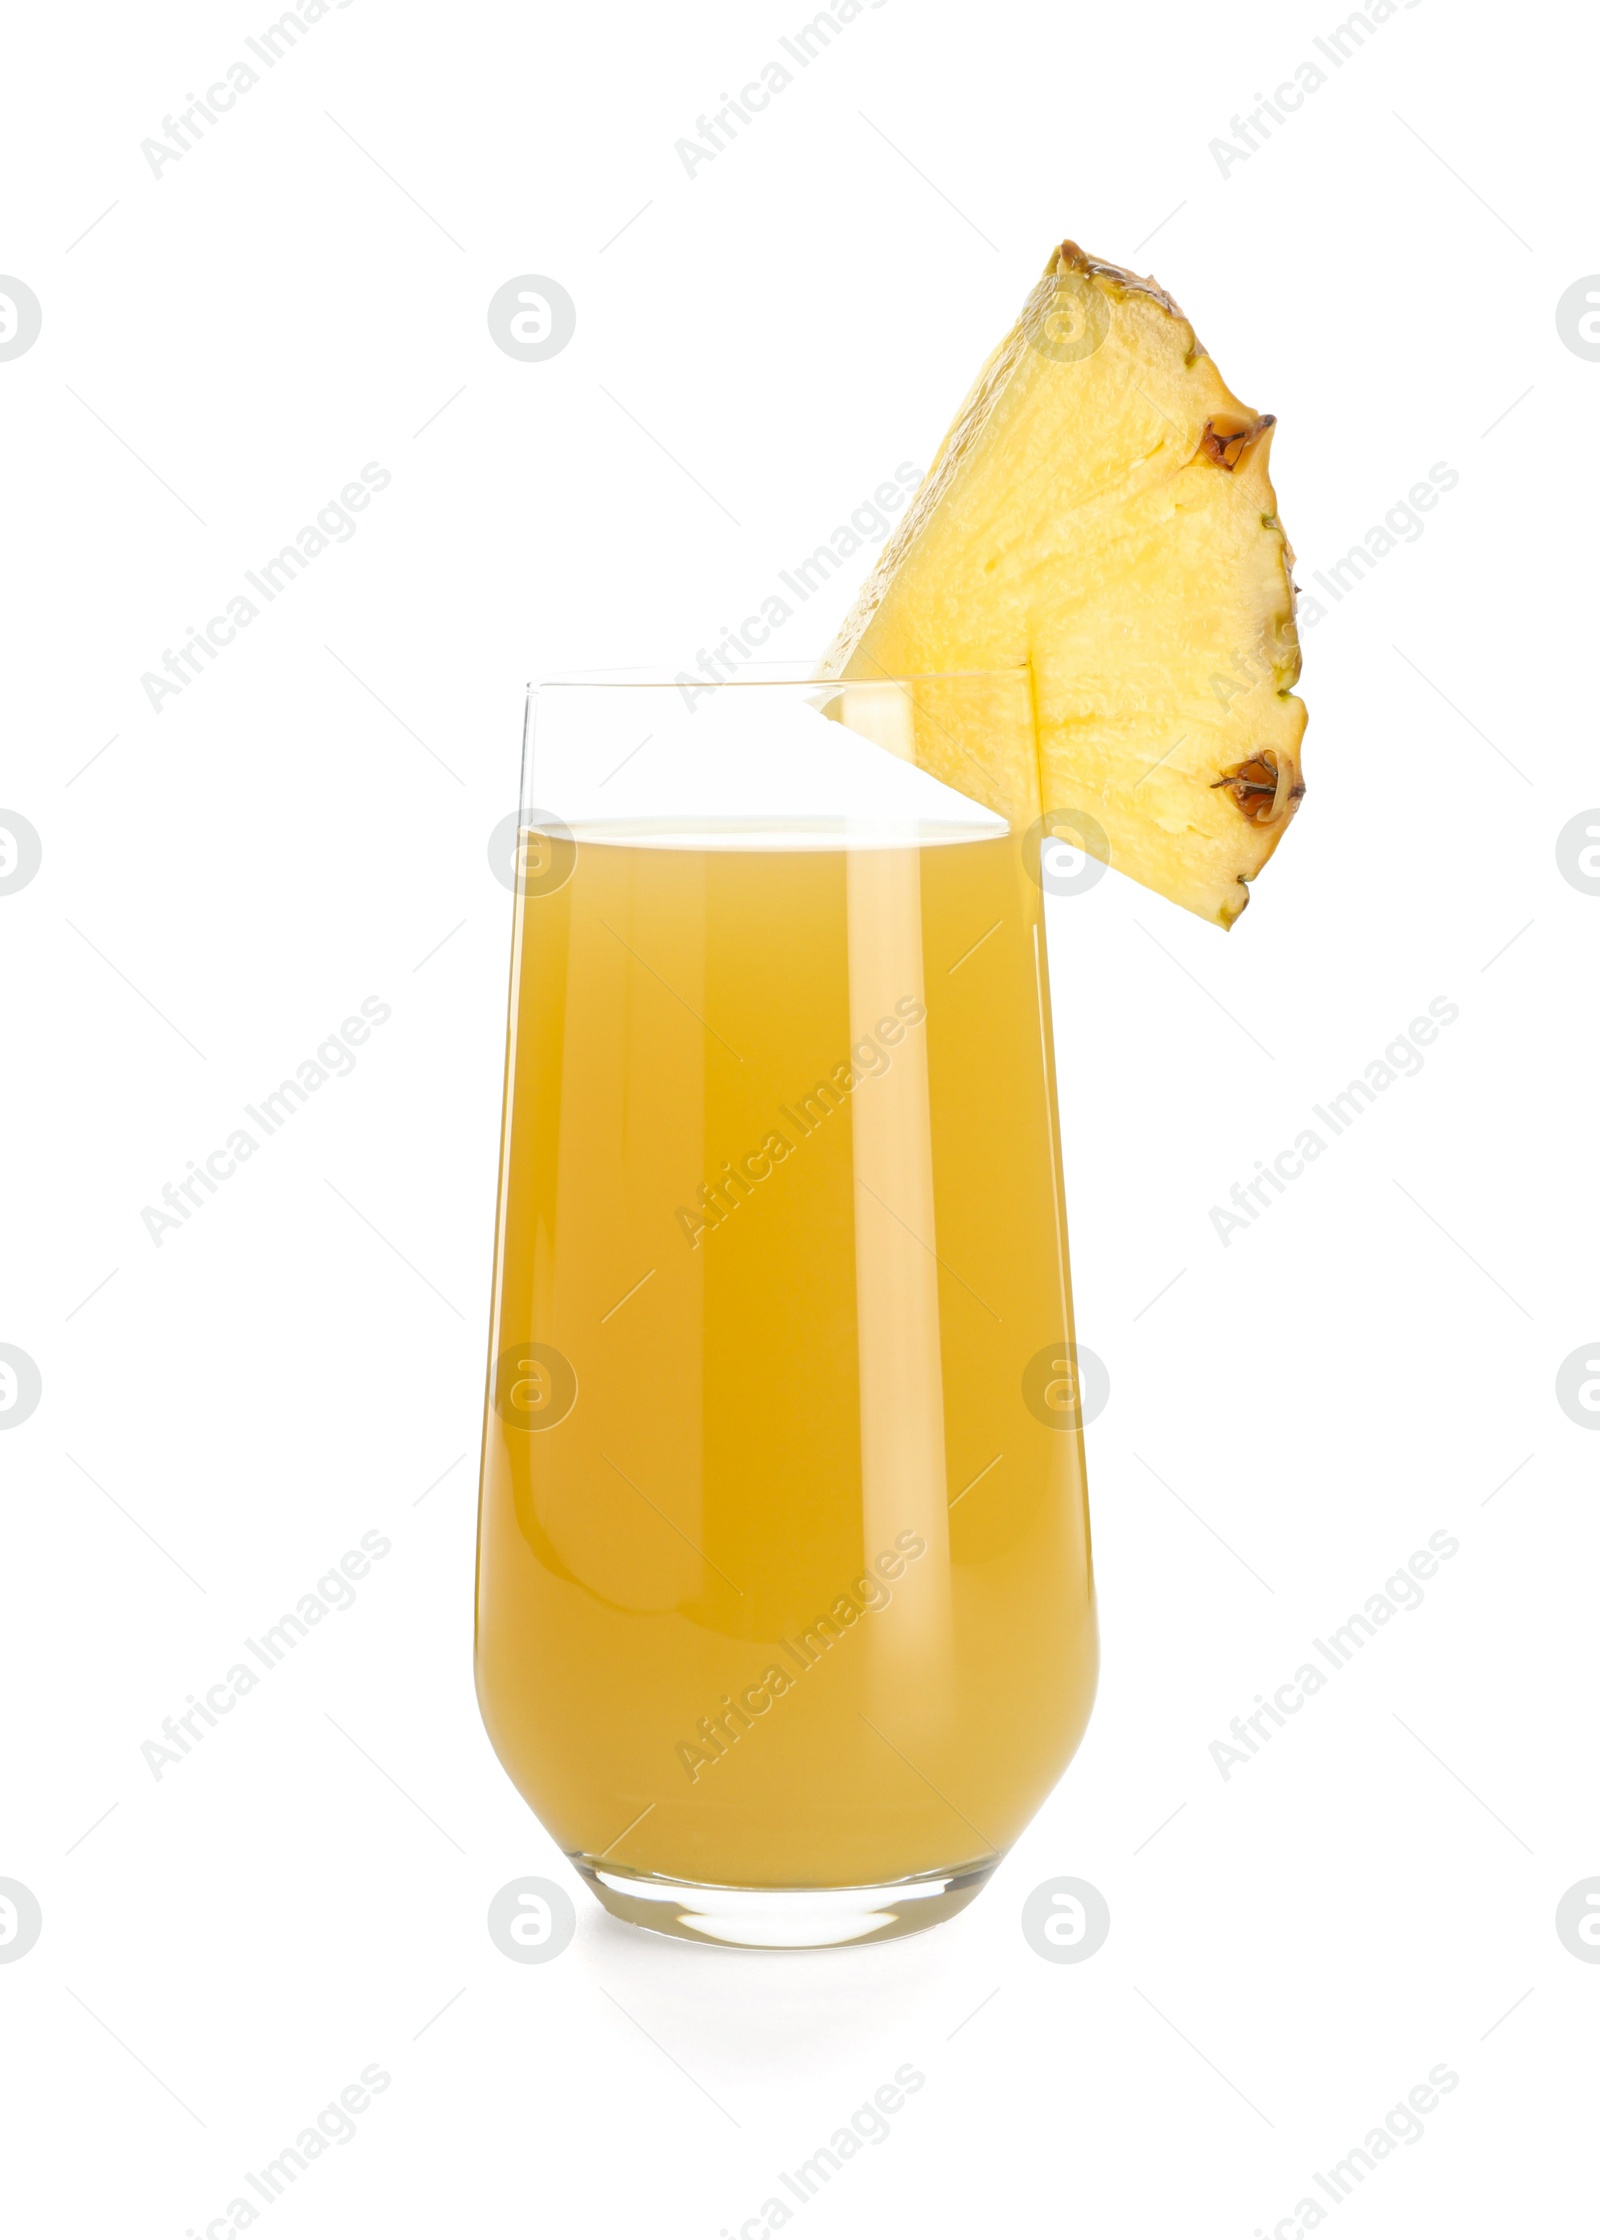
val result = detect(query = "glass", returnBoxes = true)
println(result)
[474,667,1097,1947]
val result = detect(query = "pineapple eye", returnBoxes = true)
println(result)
[1211,751,1305,825]
[1200,414,1273,471]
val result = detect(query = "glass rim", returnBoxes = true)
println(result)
[528,662,1030,691]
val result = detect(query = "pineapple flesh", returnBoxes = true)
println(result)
[823,241,1306,927]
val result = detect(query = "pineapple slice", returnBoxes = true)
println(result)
[822,240,1306,927]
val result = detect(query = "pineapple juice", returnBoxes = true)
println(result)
[475,823,1097,1890]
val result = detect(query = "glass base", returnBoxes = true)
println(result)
[572,1856,997,1948]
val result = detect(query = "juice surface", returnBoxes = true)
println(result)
[476,828,1097,1888]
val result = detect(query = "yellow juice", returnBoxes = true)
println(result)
[475,824,1096,1892]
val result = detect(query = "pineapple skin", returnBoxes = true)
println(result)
[824,242,1307,928]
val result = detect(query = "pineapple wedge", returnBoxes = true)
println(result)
[822,240,1306,927]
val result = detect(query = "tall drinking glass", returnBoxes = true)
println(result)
[475,669,1097,1947]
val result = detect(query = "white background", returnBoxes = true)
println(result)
[3,0,1596,2232]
